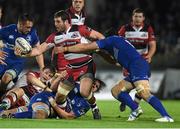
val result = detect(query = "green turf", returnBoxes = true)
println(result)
[0,100,179,128]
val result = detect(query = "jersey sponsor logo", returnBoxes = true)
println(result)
[125,31,148,39]
[71,17,85,25]
[54,31,81,45]
[71,32,79,38]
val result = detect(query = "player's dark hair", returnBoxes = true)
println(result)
[94,78,106,93]
[54,10,71,24]
[18,13,34,22]
[42,65,56,76]
[132,8,145,16]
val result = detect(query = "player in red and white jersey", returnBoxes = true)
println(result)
[66,0,86,26]
[0,66,55,111]
[118,8,156,63]
[114,8,156,113]
[15,10,104,119]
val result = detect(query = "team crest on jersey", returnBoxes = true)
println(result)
[71,32,79,38]
[26,35,32,42]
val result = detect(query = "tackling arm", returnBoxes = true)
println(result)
[56,41,99,53]
[89,30,105,40]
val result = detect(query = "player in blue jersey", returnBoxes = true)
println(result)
[54,36,174,122]
[0,13,44,96]
[3,78,105,119]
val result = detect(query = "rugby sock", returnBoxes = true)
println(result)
[14,111,34,118]
[117,91,138,111]
[147,95,170,117]
[89,96,97,110]
[2,92,18,109]
[134,93,142,105]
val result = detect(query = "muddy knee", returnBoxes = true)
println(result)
[134,80,151,101]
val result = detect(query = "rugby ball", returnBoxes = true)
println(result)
[15,37,32,54]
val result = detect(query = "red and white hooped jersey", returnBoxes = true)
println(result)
[118,23,156,56]
[46,25,92,71]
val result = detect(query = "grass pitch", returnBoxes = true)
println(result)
[0,100,179,128]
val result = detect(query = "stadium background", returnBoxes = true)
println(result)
[0,0,180,99]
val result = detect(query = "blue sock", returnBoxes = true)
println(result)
[147,95,170,117]
[117,91,138,111]
[14,111,34,118]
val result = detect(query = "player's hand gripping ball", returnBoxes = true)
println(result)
[14,37,32,56]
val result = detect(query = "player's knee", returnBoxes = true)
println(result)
[1,74,12,85]
[34,110,48,119]
[32,103,49,119]
[111,86,119,98]
[134,81,151,101]
[111,80,131,98]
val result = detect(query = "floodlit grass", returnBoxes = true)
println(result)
[0,100,179,128]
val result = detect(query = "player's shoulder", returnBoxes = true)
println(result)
[29,27,38,34]
[143,23,153,29]
[45,32,57,43]
[27,70,40,78]
[1,24,17,31]
[123,23,132,29]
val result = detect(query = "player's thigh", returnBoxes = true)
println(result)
[133,80,151,101]
[78,62,95,95]
[111,79,133,98]
[5,62,24,80]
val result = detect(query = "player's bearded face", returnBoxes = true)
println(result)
[54,17,66,32]
[132,13,145,26]
[18,21,33,34]
[73,0,84,13]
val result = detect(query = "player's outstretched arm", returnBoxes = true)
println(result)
[15,42,54,57]
[55,41,99,54]
[89,30,105,40]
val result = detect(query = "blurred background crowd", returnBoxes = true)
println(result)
[0,0,180,69]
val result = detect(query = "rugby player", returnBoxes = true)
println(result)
[0,66,55,112]
[54,36,174,122]
[117,8,156,112]
[15,10,104,119]
[1,79,105,119]
[66,0,86,25]
[0,13,44,96]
